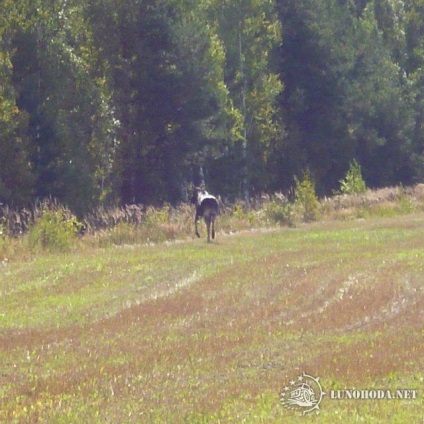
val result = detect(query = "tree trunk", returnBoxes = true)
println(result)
[238,20,250,203]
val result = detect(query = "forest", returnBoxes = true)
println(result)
[1,0,424,214]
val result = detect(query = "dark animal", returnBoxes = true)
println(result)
[191,187,219,243]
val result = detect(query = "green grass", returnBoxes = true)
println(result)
[1,214,424,423]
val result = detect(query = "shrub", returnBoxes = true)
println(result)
[264,198,295,227]
[294,171,320,222]
[232,203,260,226]
[28,207,82,252]
[339,159,367,195]
[143,206,169,228]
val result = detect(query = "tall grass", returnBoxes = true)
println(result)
[2,184,424,258]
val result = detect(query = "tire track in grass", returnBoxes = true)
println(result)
[0,270,202,352]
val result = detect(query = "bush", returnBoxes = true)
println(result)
[339,159,367,195]
[143,206,169,228]
[28,207,82,252]
[264,198,295,227]
[232,203,260,226]
[294,171,320,222]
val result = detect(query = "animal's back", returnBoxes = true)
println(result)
[198,196,219,218]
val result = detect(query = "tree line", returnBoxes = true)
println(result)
[1,0,424,214]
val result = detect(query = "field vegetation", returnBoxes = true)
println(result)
[1,186,424,422]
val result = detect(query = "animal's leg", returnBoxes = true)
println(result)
[211,216,215,239]
[206,217,211,243]
[195,212,201,238]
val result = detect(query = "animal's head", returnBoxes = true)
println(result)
[190,186,205,205]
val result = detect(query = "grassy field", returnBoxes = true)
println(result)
[1,212,423,423]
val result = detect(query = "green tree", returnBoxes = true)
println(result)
[206,0,284,200]
[9,0,117,213]
[278,0,357,194]
[0,1,34,205]
[294,170,320,222]
[278,0,416,192]
[339,159,367,194]
[374,0,407,64]
[404,0,424,181]
[87,0,233,205]
[345,6,415,187]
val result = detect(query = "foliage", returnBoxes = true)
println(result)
[1,0,424,212]
[294,171,320,222]
[231,204,259,226]
[278,0,417,193]
[28,207,82,252]
[143,206,170,228]
[206,0,283,200]
[263,197,295,227]
[339,159,367,195]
